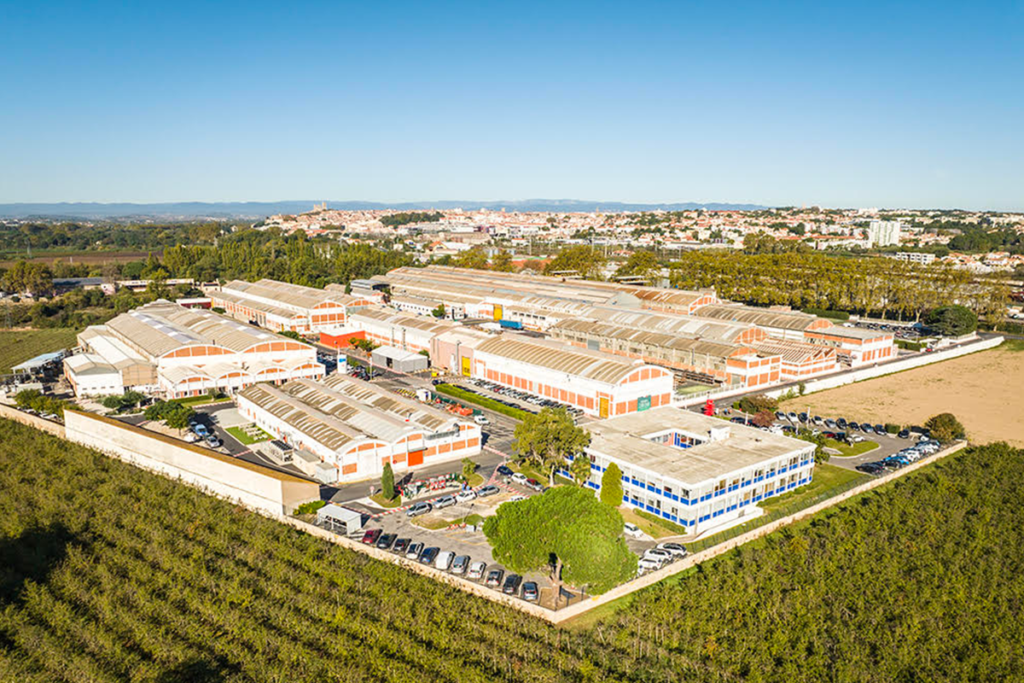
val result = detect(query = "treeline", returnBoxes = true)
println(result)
[0,420,1022,682]
[2,284,194,329]
[670,250,1008,321]
[161,231,412,286]
[379,211,443,227]
[0,221,228,256]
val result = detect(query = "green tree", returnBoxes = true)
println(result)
[381,462,395,500]
[490,250,516,272]
[600,462,624,507]
[431,303,446,318]
[569,453,592,486]
[451,249,490,270]
[513,408,591,485]
[483,486,637,594]
[543,246,606,280]
[614,250,659,282]
[925,413,965,443]
[461,457,476,482]
[926,305,978,337]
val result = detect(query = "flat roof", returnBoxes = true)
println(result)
[12,351,66,372]
[586,407,812,486]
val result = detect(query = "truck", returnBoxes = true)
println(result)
[498,319,523,330]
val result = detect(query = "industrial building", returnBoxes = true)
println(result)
[345,306,456,353]
[211,279,372,334]
[803,325,896,367]
[690,304,833,341]
[469,335,674,417]
[64,301,324,398]
[573,407,816,534]
[236,373,481,484]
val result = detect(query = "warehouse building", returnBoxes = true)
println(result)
[803,325,896,367]
[211,279,372,334]
[430,327,493,376]
[346,306,456,353]
[572,407,816,534]
[470,335,674,417]
[64,301,324,398]
[689,303,833,341]
[236,373,481,484]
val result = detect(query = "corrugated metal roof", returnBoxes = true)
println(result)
[579,306,759,344]
[552,318,747,360]
[224,278,353,311]
[474,335,650,385]
[350,306,455,335]
[693,304,825,332]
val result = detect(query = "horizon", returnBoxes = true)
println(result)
[2,2,1022,211]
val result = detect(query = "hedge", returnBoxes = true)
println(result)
[433,383,531,421]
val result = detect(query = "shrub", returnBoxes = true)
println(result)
[897,339,925,351]
[885,423,901,434]
[600,462,624,507]
[925,413,966,443]
[295,500,327,515]
[736,394,779,415]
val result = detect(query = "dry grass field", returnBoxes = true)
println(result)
[0,328,80,374]
[782,343,1024,447]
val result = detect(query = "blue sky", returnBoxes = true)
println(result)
[1,1,1022,209]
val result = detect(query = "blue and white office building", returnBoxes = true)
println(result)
[574,407,816,535]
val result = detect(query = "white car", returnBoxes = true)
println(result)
[507,495,527,503]
[435,551,455,571]
[623,522,643,538]
[656,542,688,557]
[455,490,477,503]
[637,557,661,572]
[473,414,489,425]
[510,472,528,485]
[643,548,673,564]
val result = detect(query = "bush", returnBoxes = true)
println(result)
[925,413,966,444]
[897,339,925,351]
[885,423,901,434]
[736,394,779,415]
[434,384,530,421]
[295,500,327,515]
[13,389,68,417]
[600,462,624,507]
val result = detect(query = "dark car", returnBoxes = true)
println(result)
[496,464,514,477]
[836,418,848,429]
[848,421,860,431]
[861,424,874,434]
[522,581,539,602]
[376,533,396,550]
[360,528,382,545]
[502,574,523,595]
[798,412,809,423]
[419,547,440,565]
[392,538,411,554]
[485,568,505,588]
[730,417,747,424]
[898,429,911,439]
[856,463,884,474]
[874,424,887,435]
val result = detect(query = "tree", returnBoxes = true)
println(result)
[543,246,606,280]
[796,428,830,463]
[614,250,659,282]
[279,330,303,341]
[751,410,775,429]
[431,303,446,319]
[569,454,592,486]
[925,413,965,444]
[461,457,476,482]
[490,250,515,272]
[483,486,637,594]
[513,408,592,485]
[381,462,396,500]
[451,249,490,270]
[600,462,624,507]
[926,305,978,337]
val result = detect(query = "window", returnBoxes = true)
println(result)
[714,480,726,493]
[663,485,673,495]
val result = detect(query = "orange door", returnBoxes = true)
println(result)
[408,449,425,467]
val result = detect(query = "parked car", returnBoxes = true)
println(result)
[638,557,661,572]
[467,561,487,580]
[848,421,860,431]
[455,490,477,503]
[434,495,457,509]
[392,538,410,554]
[205,435,222,448]
[473,414,489,425]
[360,528,382,545]
[419,547,440,565]
[656,542,688,557]
[476,484,500,497]
[485,568,505,588]
[812,416,824,426]
[406,542,425,560]
[184,433,200,443]
[642,549,672,566]
[502,574,523,595]
[898,429,911,439]
[451,555,471,574]
[406,502,432,517]
[496,464,514,477]
[874,424,887,435]
[525,478,544,492]
[376,533,396,550]
[522,581,539,602]
[510,472,529,485]
[836,418,848,429]
[861,424,875,434]
[623,522,643,538]
[824,419,838,430]
[786,412,798,422]
[505,495,527,504]
[434,551,455,571]
[775,412,786,421]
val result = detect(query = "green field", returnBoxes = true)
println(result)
[0,328,80,374]
[1,418,1022,682]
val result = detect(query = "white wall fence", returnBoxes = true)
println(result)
[763,336,1003,400]
[63,410,320,516]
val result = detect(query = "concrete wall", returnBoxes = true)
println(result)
[0,403,65,437]
[63,410,320,516]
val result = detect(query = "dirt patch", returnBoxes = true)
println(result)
[782,347,1024,447]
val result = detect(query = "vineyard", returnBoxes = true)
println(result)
[1,417,1023,682]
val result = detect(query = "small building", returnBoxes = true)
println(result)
[316,504,365,536]
[803,326,896,367]
[211,278,372,334]
[318,327,367,350]
[371,345,429,373]
[348,306,455,353]
[575,407,816,535]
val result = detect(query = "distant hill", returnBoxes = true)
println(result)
[0,199,769,220]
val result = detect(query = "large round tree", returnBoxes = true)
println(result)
[483,486,637,595]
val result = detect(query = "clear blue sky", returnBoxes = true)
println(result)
[1,1,1022,209]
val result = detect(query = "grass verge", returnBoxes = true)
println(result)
[620,507,684,540]
[226,425,272,445]
[825,439,879,457]
[434,383,530,421]
[370,493,403,508]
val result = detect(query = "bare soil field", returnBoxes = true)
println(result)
[782,345,1024,447]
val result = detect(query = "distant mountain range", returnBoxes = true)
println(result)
[0,199,769,220]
